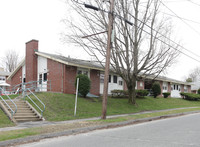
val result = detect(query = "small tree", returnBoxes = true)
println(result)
[152,82,161,98]
[75,74,91,98]
[198,88,200,94]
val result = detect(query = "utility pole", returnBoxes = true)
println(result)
[101,0,115,119]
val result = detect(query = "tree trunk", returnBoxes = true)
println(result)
[128,80,137,105]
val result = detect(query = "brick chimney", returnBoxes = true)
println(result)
[25,39,38,82]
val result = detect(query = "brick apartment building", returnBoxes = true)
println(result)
[7,40,191,97]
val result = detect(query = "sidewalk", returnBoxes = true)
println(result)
[0,107,199,132]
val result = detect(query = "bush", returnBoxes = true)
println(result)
[152,82,161,98]
[75,74,91,98]
[198,89,200,94]
[180,92,200,101]
[162,92,170,98]
[111,90,128,98]
[110,89,148,98]
[136,89,149,98]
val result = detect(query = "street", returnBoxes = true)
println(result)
[19,113,200,147]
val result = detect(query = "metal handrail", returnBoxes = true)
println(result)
[0,88,17,118]
[25,88,45,116]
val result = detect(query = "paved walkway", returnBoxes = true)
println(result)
[0,107,199,132]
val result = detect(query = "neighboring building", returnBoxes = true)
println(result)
[7,40,191,97]
[0,68,10,94]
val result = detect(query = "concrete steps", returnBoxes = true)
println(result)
[4,100,42,123]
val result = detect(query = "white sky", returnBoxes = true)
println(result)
[0,0,200,81]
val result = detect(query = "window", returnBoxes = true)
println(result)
[113,75,117,83]
[39,74,42,84]
[77,69,89,77]
[43,73,47,81]
[77,70,82,75]
[23,78,26,83]
[109,75,111,83]
[140,82,143,87]
[119,81,122,85]
[100,74,104,83]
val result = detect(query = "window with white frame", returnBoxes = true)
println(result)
[77,68,89,77]
[100,74,104,83]
[119,80,123,86]
[113,75,118,83]
[184,86,188,92]
[0,76,5,81]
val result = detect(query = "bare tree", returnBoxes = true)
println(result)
[2,50,19,72]
[186,67,200,82]
[63,0,180,104]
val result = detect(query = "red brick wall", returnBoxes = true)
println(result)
[47,59,63,93]
[65,65,77,94]
[25,40,38,82]
[90,69,100,95]
[181,84,184,92]
[11,67,22,86]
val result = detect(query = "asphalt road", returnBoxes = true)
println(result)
[18,113,200,147]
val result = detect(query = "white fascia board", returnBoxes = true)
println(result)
[35,52,104,71]
[7,59,25,80]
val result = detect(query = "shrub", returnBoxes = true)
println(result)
[75,74,91,98]
[198,89,200,94]
[152,82,161,98]
[136,89,149,98]
[180,92,200,101]
[111,90,128,98]
[111,89,148,98]
[162,92,170,98]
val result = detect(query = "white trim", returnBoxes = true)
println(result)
[36,52,104,71]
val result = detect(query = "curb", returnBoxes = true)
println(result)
[1,110,200,147]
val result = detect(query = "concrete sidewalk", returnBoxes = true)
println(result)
[0,107,199,132]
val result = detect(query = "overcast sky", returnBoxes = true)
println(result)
[0,0,200,81]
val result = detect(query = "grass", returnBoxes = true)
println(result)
[27,92,200,121]
[0,109,15,128]
[1,107,200,142]
[0,94,19,100]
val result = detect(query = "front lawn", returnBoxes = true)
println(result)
[27,92,200,121]
[0,109,15,128]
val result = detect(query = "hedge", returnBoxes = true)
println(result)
[111,89,148,98]
[162,92,170,98]
[180,92,200,101]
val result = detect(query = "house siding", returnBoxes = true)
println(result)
[90,69,100,95]
[11,67,22,86]
[25,40,38,82]
[65,65,77,94]
[47,59,63,93]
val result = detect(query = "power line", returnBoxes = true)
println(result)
[139,4,200,25]
[187,0,200,7]
[72,0,200,63]
[160,0,200,37]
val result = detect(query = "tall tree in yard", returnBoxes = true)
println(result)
[2,50,19,72]
[63,0,180,105]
